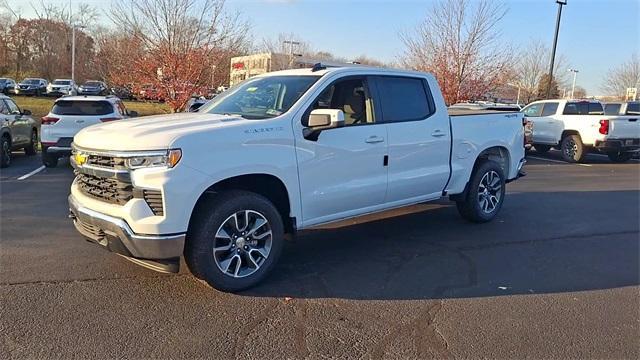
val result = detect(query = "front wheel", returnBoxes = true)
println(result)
[560,134,586,163]
[456,160,506,223]
[607,151,634,163]
[185,190,285,292]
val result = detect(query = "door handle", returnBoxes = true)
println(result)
[431,130,446,137]
[365,136,384,144]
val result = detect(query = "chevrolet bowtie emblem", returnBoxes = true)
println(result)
[74,152,88,166]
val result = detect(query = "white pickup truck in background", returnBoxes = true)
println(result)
[523,99,640,162]
[68,65,526,291]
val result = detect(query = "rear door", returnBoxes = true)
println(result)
[371,75,450,204]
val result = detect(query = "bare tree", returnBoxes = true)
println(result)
[513,39,570,103]
[601,54,640,99]
[400,0,514,105]
[109,0,250,111]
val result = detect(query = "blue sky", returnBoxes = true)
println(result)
[5,0,639,95]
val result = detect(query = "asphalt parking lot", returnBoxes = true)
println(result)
[1,150,638,359]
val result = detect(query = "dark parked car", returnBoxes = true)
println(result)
[110,85,135,100]
[0,78,16,94]
[15,78,48,96]
[0,94,38,167]
[78,80,109,96]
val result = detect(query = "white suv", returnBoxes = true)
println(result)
[41,95,138,167]
[47,79,78,97]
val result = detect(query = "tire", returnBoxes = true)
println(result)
[24,130,37,155]
[185,190,285,292]
[533,144,551,153]
[456,160,506,223]
[41,148,58,168]
[607,152,633,163]
[0,135,11,168]
[560,134,585,163]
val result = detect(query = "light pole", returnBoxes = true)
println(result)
[568,68,579,98]
[546,0,567,99]
[283,40,300,68]
[71,24,86,82]
[507,83,521,105]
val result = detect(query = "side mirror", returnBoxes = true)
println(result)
[128,110,139,117]
[22,109,32,116]
[303,109,345,140]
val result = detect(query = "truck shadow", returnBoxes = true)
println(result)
[243,190,639,300]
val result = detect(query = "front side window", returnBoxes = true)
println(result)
[4,99,19,114]
[52,101,114,116]
[375,77,432,122]
[311,78,374,125]
[523,103,544,117]
[541,102,559,116]
[201,75,319,120]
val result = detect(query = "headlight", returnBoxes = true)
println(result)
[124,149,182,169]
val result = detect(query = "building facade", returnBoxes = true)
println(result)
[229,52,338,86]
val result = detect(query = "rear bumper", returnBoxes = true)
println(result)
[43,137,74,155]
[595,139,640,152]
[68,194,185,261]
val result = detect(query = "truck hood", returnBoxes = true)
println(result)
[73,113,246,151]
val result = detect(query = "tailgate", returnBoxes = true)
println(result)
[608,116,640,139]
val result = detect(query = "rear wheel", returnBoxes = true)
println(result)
[607,151,633,163]
[41,148,58,168]
[185,190,285,292]
[24,130,37,155]
[560,134,585,163]
[533,144,551,153]
[456,160,506,223]
[0,136,11,168]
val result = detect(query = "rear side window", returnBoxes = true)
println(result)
[0,100,8,114]
[626,103,640,115]
[375,77,432,122]
[541,102,559,116]
[522,103,543,117]
[588,103,603,115]
[604,103,621,115]
[563,102,603,115]
[52,101,114,116]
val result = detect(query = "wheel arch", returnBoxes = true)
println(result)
[190,173,295,234]
[560,129,580,142]
[450,145,510,202]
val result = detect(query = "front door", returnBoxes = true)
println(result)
[295,76,388,227]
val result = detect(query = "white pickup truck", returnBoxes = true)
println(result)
[523,99,640,162]
[68,65,526,291]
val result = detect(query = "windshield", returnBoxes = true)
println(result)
[83,82,101,87]
[53,80,71,85]
[199,75,320,119]
[0,79,7,84]
[23,79,40,84]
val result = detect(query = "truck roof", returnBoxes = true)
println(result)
[261,65,432,79]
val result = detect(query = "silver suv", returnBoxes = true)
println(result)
[0,94,38,167]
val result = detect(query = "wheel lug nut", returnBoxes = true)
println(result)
[244,246,249,250]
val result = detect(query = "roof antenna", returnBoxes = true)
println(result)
[311,63,326,72]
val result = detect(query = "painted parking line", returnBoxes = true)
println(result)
[527,156,592,167]
[17,165,45,180]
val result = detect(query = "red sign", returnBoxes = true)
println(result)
[232,62,245,70]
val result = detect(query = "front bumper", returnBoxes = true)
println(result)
[595,139,640,152]
[68,194,185,260]
[15,88,38,95]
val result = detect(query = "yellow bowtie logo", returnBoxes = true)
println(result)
[74,152,88,166]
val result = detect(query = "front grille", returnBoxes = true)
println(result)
[86,154,125,169]
[142,190,164,216]
[76,172,133,205]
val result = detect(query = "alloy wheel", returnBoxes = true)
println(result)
[477,170,502,214]
[213,210,273,278]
